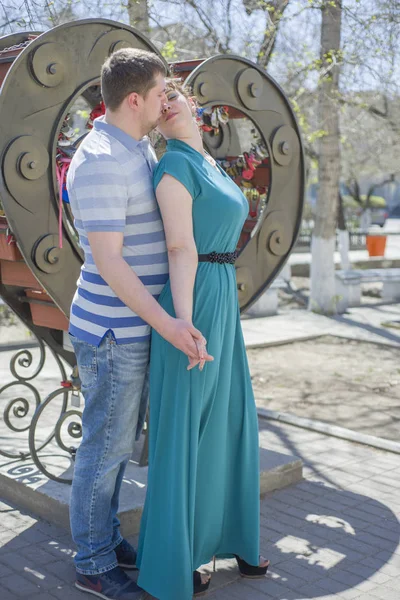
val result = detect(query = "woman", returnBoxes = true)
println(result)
[136,79,269,600]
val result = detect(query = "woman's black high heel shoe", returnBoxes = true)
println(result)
[234,555,269,578]
[193,570,211,596]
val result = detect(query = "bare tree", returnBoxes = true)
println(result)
[242,0,290,68]
[309,0,342,314]
[126,0,150,34]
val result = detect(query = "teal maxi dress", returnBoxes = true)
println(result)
[136,139,260,600]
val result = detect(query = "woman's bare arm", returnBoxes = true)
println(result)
[156,173,212,369]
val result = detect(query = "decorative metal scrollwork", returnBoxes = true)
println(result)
[0,338,82,483]
[29,385,82,484]
[9,339,46,380]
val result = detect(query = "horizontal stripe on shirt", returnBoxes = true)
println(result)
[72,304,147,328]
[69,323,151,346]
[77,287,161,309]
[81,269,168,287]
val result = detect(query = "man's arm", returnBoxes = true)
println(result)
[88,230,210,361]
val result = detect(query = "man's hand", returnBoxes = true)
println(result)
[161,317,213,366]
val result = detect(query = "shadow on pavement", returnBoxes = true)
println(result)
[332,313,400,345]
[205,480,400,599]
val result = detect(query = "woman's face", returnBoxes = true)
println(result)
[157,87,196,139]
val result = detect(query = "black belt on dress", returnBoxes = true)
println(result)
[198,251,239,264]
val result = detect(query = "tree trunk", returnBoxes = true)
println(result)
[126,0,150,35]
[256,0,290,70]
[337,192,350,269]
[309,1,342,314]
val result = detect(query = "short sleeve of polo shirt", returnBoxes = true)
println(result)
[67,156,128,233]
[153,151,199,199]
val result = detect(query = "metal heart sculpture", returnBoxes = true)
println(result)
[0,20,305,369]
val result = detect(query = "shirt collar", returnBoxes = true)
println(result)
[94,116,148,153]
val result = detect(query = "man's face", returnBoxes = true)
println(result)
[141,73,168,133]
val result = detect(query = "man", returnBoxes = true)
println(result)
[67,48,210,600]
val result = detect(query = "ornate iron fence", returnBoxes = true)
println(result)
[0,338,82,484]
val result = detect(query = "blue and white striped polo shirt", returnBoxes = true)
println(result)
[66,117,169,345]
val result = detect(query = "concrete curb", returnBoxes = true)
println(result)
[257,407,400,454]
[291,257,400,277]
[0,448,303,535]
[245,333,325,350]
[0,340,39,352]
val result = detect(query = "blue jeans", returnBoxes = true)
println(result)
[69,331,149,575]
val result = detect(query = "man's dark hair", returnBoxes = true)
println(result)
[101,48,168,111]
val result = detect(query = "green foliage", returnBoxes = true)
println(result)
[342,194,387,208]
[307,129,328,143]
[76,109,89,119]
[161,40,178,61]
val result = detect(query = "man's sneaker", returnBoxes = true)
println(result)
[115,539,138,570]
[75,566,146,599]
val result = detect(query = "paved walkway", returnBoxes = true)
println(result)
[242,303,400,349]
[1,301,400,599]
[1,418,399,600]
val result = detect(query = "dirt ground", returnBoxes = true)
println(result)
[248,335,400,442]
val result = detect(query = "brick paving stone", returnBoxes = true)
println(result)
[367,585,400,600]
[264,510,306,530]
[349,579,380,595]
[367,524,400,543]
[38,539,76,560]
[334,504,385,522]
[275,560,325,584]
[342,562,392,584]
[1,535,33,552]
[369,516,400,534]
[243,577,299,599]
[361,556,400,577]
[215,580,273,600]
[258,548,289,567]
[329,568,369,587]
[267,567,305,592]
[334,536,377,557]
[41,559,75,583]
[0,551,29,571]
[354,596,389,600]
[298,582,348,599]
[0,587,19,600]
[1,573,41,596]
[51,582,89,600]
[19,545,59,567]
[21,565,61,592]
[0,530,21,545]
[315,575,362,596]
[8,527,49,545]
[208,589,242,600]
[322,542,366,564]
[0,562,14,578]
[356,531,396,550]
[339,593,374,600]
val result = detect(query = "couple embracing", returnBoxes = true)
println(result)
[67,47,269,600]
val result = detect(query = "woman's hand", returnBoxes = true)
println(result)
[187,335,213,371]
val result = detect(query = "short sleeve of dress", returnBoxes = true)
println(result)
[153,151,200,199]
